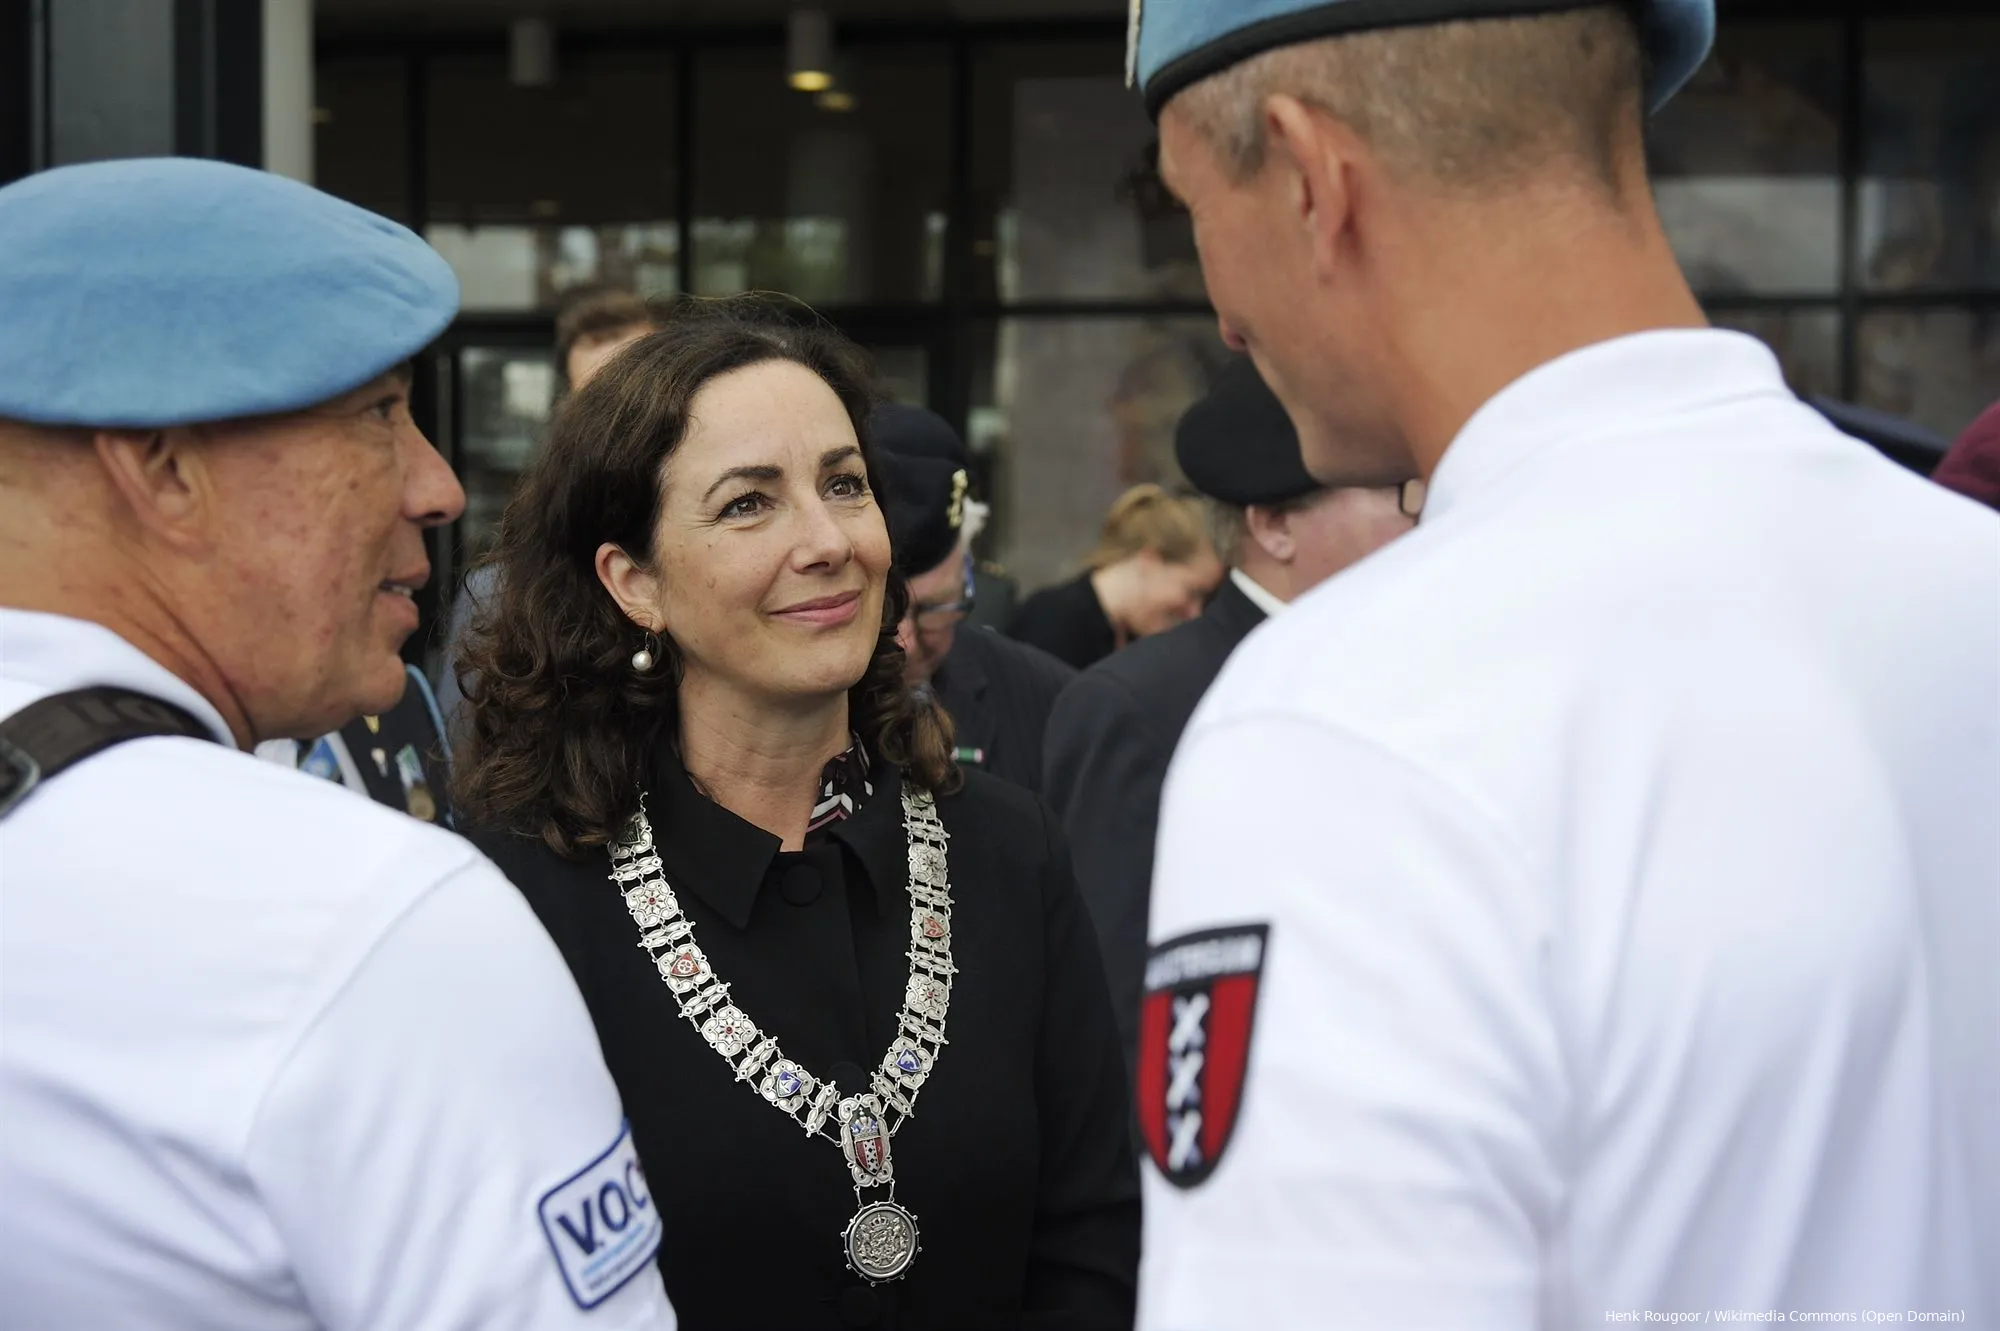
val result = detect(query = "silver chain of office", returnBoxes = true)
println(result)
[609,786,956,1283]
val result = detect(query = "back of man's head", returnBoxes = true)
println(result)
[1178,355,1414,603]
[1151,3,1709,491]
[1176,6,1646,197]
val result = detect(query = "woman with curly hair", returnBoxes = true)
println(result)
[455,300,1138,1331]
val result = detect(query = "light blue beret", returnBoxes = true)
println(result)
[1131,0,1716,118]
[0,157,458,428]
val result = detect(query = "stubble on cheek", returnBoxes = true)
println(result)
[182,416,415,737]
[251,441,402,674]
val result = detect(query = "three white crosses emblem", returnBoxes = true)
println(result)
[1165,992,1209,1171]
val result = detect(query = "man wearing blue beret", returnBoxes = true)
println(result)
[1129,2,1997,1326]
[0,159,675,1330]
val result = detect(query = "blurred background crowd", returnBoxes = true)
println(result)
[7,0,1995,666]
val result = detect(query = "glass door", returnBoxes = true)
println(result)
[415,334,557,680]
[451,343,559,573]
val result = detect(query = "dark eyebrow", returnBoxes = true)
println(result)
[701,464,782,504]
[699,447,862,504]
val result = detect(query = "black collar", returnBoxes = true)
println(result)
[824,760,906,916]
[647,738,905,929]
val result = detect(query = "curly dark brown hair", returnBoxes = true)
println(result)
[453,297,958,857]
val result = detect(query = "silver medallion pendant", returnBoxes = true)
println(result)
[843,1199,921,1284]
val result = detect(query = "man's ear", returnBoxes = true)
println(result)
[1262,93,1361,286]
[92,428,212,551]
[1244,503,1299,564]
[595,541,666,634]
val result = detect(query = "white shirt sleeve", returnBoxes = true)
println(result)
[245,858,676,1331]
[1138,714,1564,1331]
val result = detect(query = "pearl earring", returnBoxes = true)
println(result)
[632,631,660,674]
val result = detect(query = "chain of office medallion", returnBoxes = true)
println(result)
[609,788,957,1149]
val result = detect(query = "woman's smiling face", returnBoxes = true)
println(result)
[599,358,892,709]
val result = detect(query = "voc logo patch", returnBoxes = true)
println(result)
[1137,923,1268,1189]
[539,1120,663,1309]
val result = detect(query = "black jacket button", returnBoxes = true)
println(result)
[838,1284,881,1326]
[779,861,822,905]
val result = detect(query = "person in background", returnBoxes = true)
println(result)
[864,399,1022,630]
[435,284,665,739]
[1043,358,1416,1079]
[1932,398,2000,511]
[0,158,673,1330]
[1008,483,1222,670]
[262,663,457,826]
[1132,0,1995,1323]
[557,284,663,393]
[454,302,1138,1328]
[875,404,1077,794]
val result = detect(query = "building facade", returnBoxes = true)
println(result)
[6,0,1997,632]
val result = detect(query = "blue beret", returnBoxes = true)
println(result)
[1131,0,1715,118]
[1175,358,1319,506]
[0,157,458,428]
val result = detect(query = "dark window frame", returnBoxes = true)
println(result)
[309,4,1999,640]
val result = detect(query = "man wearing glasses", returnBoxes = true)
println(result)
[874,405,1076,795]
[1044,358,1417,1082]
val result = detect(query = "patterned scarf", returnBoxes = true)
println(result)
[805,735,874,836]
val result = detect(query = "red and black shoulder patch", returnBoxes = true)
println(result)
[1136,923,1268,1189]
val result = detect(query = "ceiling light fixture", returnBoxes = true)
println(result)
[787,9,833,93]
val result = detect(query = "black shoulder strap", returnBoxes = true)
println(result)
[0,686,219,820]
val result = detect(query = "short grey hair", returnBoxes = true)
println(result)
[1204,498,1248,568]
[1172,5,1646,193]
[1209,488,1343,567]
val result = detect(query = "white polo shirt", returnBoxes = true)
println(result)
[0,610,675,1330]
[1138,331,1998,1329]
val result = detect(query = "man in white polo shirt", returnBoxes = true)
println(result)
[1129,0,1997,1326]
[0,159,673,1329]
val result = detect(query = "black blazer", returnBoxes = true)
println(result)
[931,627,1076,796]
[318,665,453,826]
[1040,576,1267,1076]
[473,747,1138,1331]
[1007,574,1117,671]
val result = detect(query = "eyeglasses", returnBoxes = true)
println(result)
[1324,477,1426,518]
[1397,479,1426,519]
[911,552,978,631]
